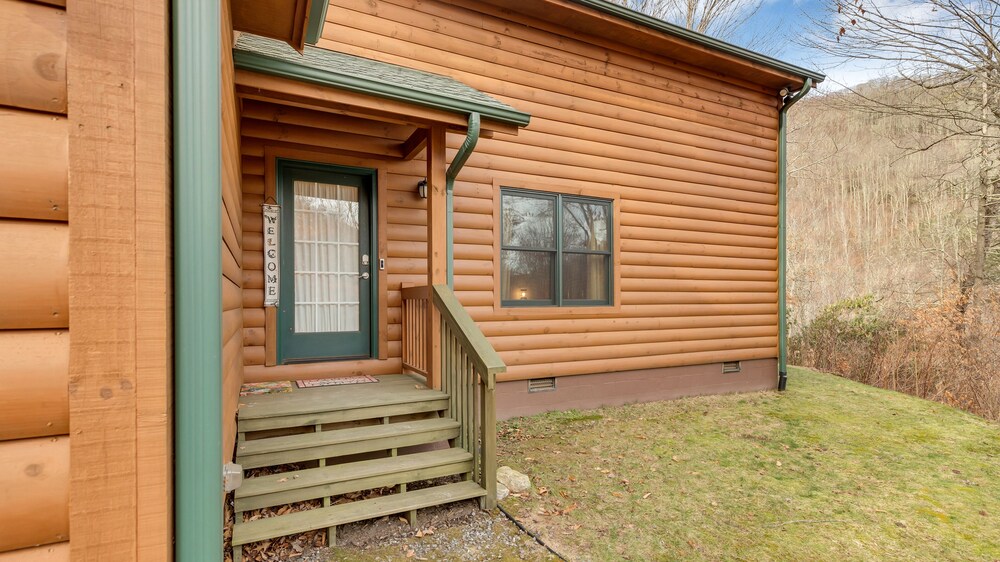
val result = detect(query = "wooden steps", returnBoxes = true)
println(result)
[235,448,474,512]
[232,375,485,557]
[237,417,460,469]
[238,376,450,432]
[233,481,486,546]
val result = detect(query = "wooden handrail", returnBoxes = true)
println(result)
[430,284,506,385]
[400,285,430,376]
[429,284,505,510]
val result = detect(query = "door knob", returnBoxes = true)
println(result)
[358,272,370,280]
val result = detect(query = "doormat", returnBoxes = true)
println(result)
[239,381,294,396]
[296,375,378,388]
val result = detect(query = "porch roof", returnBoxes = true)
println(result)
[233,34,531,128]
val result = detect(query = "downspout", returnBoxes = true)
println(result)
[777,77,812,391]
[445,112,481,288]
[174,0,223,558]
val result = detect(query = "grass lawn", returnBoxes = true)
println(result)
[498,367,1000,561]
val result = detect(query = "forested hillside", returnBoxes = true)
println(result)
[786,81,999,420]
[787,83,980,325]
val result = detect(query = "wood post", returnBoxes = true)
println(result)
[425,125,447,389]
[66,0,172,558]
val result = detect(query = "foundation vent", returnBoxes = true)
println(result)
[722,361,742,374]
[527,377,557,393]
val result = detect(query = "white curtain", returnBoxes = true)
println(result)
[292,181,360,333]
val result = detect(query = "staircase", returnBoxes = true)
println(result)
[231,285,505,559]
[231,375,484,559]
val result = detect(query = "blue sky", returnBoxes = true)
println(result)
[732,0,890,89]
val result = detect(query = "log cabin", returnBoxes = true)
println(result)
[0,0,822,559]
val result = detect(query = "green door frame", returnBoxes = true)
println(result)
[275,159,380,364]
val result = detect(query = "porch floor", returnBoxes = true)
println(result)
[238,374,438,424]
[232,373,485,556]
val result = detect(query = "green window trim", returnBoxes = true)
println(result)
[275,159,380,364]
[500,187,614,308]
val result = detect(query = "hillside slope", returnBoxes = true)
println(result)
[498,367,1000,561]
[786,86,979,325]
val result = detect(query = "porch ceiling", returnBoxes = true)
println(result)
[238,97,431,161]
[233,34,530,136]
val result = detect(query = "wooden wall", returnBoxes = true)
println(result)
[222,0,245,463]
[0,0,171,559]
[0,0,71,556]
[240,0,780,384]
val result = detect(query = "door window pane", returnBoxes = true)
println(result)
[501,250,553,303]
[562,200,609,251]
[563,253,609,302]
[502,194,555,249]
[293,181,360,333]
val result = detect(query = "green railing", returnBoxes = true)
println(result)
[430,284,506,509]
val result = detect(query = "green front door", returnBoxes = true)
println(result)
[277,160,376,363]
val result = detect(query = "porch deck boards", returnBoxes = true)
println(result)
[238,374,438,419]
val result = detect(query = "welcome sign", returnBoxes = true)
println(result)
[262,204,280,307]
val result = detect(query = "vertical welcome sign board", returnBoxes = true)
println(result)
[262,204,280,307]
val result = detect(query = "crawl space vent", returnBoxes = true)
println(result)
[722,361,742,374]
[527,377,556,393]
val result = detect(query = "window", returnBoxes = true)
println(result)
[500,188,613,307]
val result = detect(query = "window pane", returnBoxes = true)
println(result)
[562,200,609,251]
[293,180,360,333]
[562,253,609,302]
[501,250,553,302]
[502,194,555,249]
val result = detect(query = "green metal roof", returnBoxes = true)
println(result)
[233,34,531,127]
[569,0,825,84]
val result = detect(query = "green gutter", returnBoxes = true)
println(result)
[569,0,825,84]
[174,0,223,559]
[232,50,531,127]
[777,78,812,391]
[445,113,481,287]
[305,0,329,45]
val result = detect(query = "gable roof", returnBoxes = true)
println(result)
[233,33,531,127]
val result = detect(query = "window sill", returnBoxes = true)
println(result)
[490,303,621,319]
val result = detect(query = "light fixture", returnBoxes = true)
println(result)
[519,288,527,300]
[417,179,428,199]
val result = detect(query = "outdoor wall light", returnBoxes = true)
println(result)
[520,288,527,300]
[417,179,428,199]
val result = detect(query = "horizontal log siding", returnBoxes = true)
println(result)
[0,1,70,555]
[357,0,779,381]
[239,0,779,382]
[0,437,70,553]
[222,5,244,460]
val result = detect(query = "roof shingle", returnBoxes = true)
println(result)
[234,34,530,127]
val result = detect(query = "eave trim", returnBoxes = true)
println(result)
[569,0,826,84]
[304,0,329,45]
[233,41,532,127]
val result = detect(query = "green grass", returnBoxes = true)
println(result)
[498,367,1000,561]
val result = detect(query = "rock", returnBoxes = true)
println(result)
[496,482,510,502]
[496,466,530,493]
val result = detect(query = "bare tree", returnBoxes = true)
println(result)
[609,0,783,53]
[805,0,1000,300]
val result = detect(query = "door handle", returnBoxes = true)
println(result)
[358,272,370,280]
